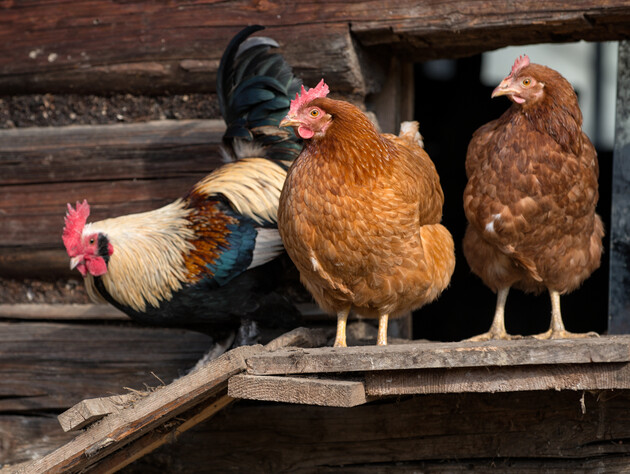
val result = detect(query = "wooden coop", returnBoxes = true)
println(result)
[2,1,630,472]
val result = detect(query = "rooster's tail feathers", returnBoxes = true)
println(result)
[217,25,302,165]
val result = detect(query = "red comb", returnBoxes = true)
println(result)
[289,79,330,115]
[62,200,90,256]
[508,54,530,78]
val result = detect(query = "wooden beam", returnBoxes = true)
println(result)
[0,2,628,95]
[609,40,630,334]
[365,363,630,395]
[15,345,263,474]
[228,375,368,407]
[0,321,213,412]
[0,304,129,321]
[0,120,224,261]
[245,336,630,375]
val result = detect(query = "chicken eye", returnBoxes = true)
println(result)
[89,238,95,245]
[522,78,532,87]
[310,109,320,118]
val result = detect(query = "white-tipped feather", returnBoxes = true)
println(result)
[249,228,284,269]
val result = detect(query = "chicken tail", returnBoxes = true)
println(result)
[217,25,303,166]
[398,121,424,149]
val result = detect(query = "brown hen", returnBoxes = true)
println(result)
[463,55,604,340]
[278,81,455,346]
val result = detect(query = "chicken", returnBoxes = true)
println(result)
[277,81,455,346]
[62,25,303,342]
[463,55,603,341]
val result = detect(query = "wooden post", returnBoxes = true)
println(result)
[609,40,630,334]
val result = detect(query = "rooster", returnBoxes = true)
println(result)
[463,55,603,341]
[277,81,455,347]
[63,26,303,341]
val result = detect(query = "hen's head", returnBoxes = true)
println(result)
[492,55,547,106]
[280,79,332,140]
[62,200,113,277]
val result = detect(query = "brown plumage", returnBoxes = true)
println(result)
[278,81,455,346]
[463,55,603,340]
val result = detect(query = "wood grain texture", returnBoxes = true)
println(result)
[0,304,129,321]
[15,345,263,474]
[228,374,368,407]
[0,1,628,94]
[0,322,213,412]
[121,391,630,472]
[246,336,630,375]
[58,394,138,432]
[365,363,630,395]
[0,120,224,250]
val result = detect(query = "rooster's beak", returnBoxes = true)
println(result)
[280,115,300,128]
[491,79,519,98]
[70,256,82,270]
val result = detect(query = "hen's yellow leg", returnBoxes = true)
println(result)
[333,306,351,347]
[533,290,598,339]
[377,314,389,346]
[467,287,520,341]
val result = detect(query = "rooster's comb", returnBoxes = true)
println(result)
[62,200,90,256]
[508,54,530,78]
[289,79,330,115]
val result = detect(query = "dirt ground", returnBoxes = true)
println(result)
[0,93,220,128]
[0,277,91,304]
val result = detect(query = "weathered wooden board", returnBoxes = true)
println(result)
[0,304,129,321]
[228,374,368,407]
[246,337,630,375]
[0,2,628,95]
[0,119,225,185]
[0,120,224,251]
[120,391,630,472]
[365,363,630,395]
[0,322,213,412]
[609,41,630,334]
[57,393,138,432]
[16,345,262,474]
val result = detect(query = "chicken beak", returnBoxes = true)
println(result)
[491,79,518,98]
[69,256,82,270]
[280,115,300,128]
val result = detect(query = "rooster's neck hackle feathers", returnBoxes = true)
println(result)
[83,200,195,312]
[190,157,287,226]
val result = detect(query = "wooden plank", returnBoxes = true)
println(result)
[87,393,234,474]
[0,119,225,186]
[365,363,630,395]
[122,391,630,472]
[0,321,214,412]
[609,40,630,334]
[0,2,627,95]
[0,304,129,321]
[263,326,331,352]
[58,394,138,432]
[15,344,263,474]
[245,336,630,375]
[228,374,368,407]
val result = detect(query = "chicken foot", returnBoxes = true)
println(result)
[333,306,350,347]
[467,287,522,341]
[532,289,599,339]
